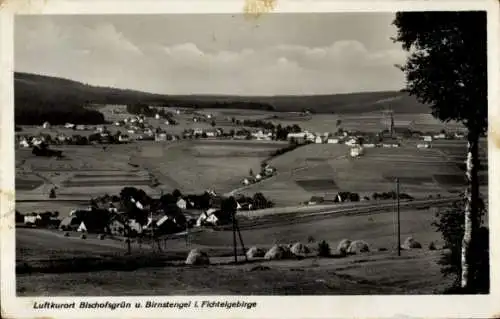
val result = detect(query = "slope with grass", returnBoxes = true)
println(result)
[15,72,432,126]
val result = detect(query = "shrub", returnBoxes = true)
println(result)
[317,240,331,257]
[433,198,489,293]
[428,241,437,251]
[80,234,87,239]
[307,235,315,243]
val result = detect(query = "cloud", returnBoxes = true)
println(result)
[15,20,407,95]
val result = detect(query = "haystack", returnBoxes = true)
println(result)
[337,239,352,254]
[403,237,422,249]
[246,246,266,259]
[264,244,291,260]
[290,242,310,257]
[347,240,370,254]
[185,249,210,265]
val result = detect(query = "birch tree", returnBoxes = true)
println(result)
[393,11,487,290]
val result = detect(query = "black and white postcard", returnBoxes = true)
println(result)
[1,0,499,318]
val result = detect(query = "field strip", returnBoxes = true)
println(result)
[237,197,460,230]
[239,197,460,221]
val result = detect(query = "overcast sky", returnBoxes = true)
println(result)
[15,13,408,96]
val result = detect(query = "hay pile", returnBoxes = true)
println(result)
[290,242,310,257]
[185,249,210,265]
[246,246,266,259]
[403,237,422,249]
[337,239,352,254]
[347,240,370,254]
[264,244,292,260]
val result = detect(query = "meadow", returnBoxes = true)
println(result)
[238,142,471,206]
[16,204,453,295]
[132,139,287,194]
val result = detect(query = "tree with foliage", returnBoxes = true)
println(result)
[393,11,487,292]
[172,189,183,199]
[433,198,489,293]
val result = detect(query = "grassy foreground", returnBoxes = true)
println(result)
[17,249,452,296]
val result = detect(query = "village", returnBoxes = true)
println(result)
[15,103,468,250]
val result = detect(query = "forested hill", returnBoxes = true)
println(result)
[14,72,431,125]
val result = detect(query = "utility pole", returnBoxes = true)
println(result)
[232,212,238,263]
[396,178,401,256]
[234,215,248,262]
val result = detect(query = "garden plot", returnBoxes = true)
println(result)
[15,174,44,191]
[295,179,339,193]
[433,174,488,187]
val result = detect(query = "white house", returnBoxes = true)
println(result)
[64,123,75,129]
[118,135,130,143]
[75,125,86,131]
[19,138,30,148]
[242,178,250,186]
[77,221,87,232]
[314,136,323,144]
[350,146,364,158]
[417,143,431,149]
[56,134,68,143]
[24,214,41,225]
[155,133,167,142]
[305,132,316,142]
[391,143,400,148]
[31,137,44,147]
[287,132,306,140]
[42,121,51,129]
[155,114,160,120]
[195,208,219,227]
[454,132,465,139]
[255,174,262,181]
[345,138,358,147]
[327,138,339,144]
[164,120,170,125]
[433,133,446,139]
[176,198,187,210]
[423,135,433,142]
[206,131,216,137]
[128,129,136,134]
[364,143,376,148]
[193,128,203,135]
